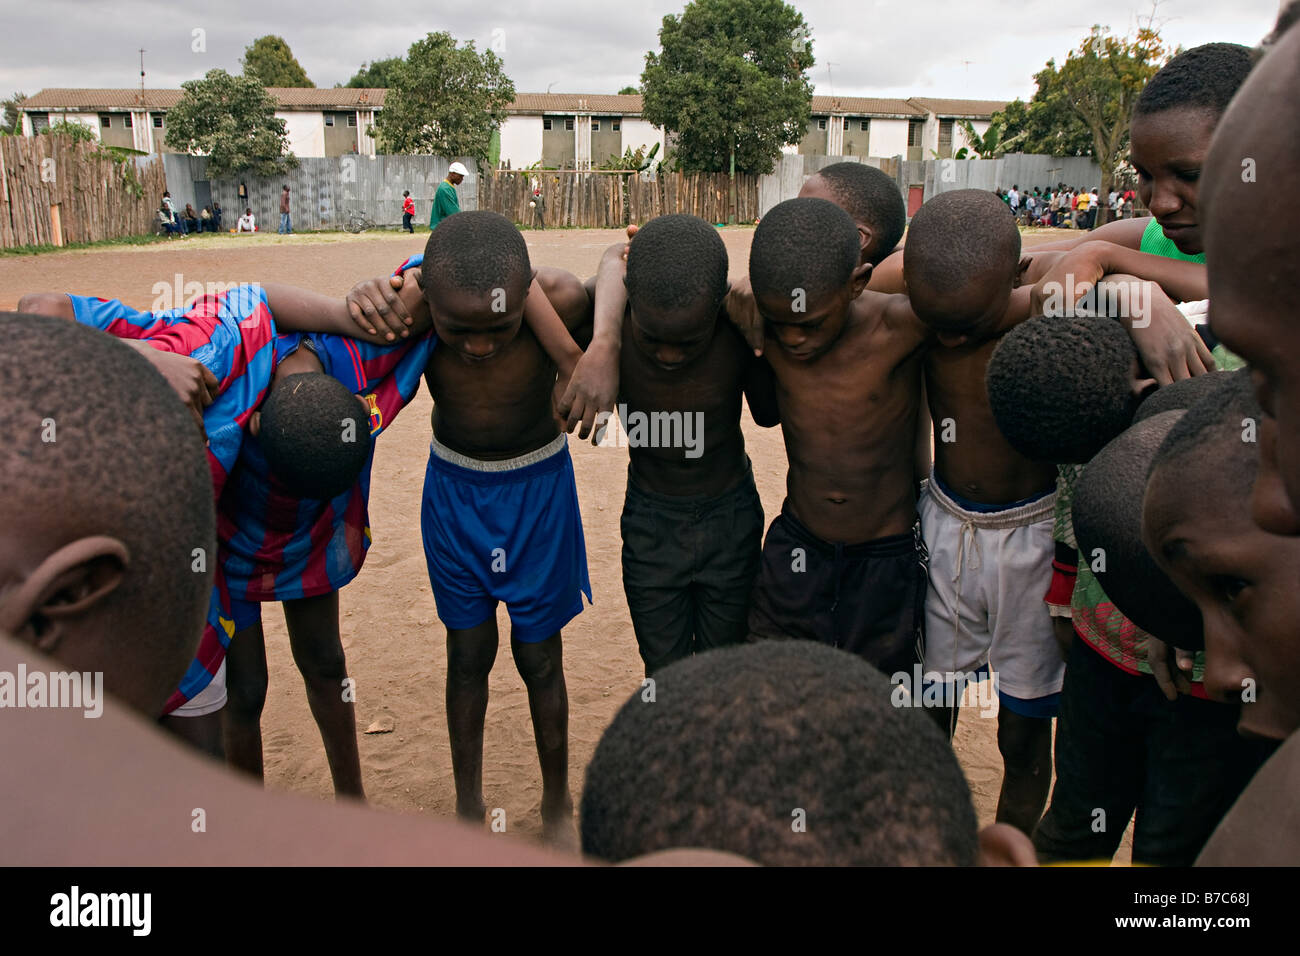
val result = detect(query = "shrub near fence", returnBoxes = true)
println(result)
[480,170,760,228]
[0,134,167,249]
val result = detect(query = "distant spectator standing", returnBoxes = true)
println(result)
[212,201,223,231]
[237,208,256,233]
[1007,184,1020,215]
[531,185,546,230]
[429,162,467,231]
[402,190,415,233]
[279,185,292,234]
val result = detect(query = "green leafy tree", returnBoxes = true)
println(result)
[640,0,814,175]
[39,119,99,143]
[372,32,514,165]
[993,95,1093,158]
[242,35,314,87]
[955,119,1007,159]
[601,141,660,170]
[1,91,26,134]
[617,85,639,95]
[345,57,404,89]
[165,69,298,177]
[1000,22,1168,225]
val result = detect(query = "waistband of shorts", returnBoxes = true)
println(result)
[625,457,757,510]
[429,432,568,474]
[924,468,1056,529]
[777,500,919,558]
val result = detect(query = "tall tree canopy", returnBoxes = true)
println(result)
[371,32,514,164]
[165,69,298,177]
[344,57,405,89]
[640,0,814,174]
[242,35,314,88]
[996,22,1168,222]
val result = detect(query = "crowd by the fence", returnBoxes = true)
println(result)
[997,183,1141,230]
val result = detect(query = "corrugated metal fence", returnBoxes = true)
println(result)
[163,154,479,232]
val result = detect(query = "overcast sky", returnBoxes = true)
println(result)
[0,0,1284,102]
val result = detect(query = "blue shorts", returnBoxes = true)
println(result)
[421,433,592,642]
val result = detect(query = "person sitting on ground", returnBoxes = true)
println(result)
[237,208,256,233]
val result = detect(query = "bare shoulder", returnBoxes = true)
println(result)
[876,291,932,351]
[534,267,589,332]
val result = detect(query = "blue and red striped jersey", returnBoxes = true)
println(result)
[69,287,286,500]
[69,286,289,713]
[217,326,435,601]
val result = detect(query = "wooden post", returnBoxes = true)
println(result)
[49,203,63,247]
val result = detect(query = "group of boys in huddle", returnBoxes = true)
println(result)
[3,8,1299,866]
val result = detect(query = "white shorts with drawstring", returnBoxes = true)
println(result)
[919,470,1065,704]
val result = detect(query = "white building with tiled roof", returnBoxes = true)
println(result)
[20,88,386,157]
[20,87,1007,166]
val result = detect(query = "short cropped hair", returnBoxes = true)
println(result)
[814,162,907,264]
[1150,370,1262,495]
[421,211,531,298]
[749,198,860,303]
[1134,368,1248,423]
[1073,411,1203,645]
[258,372,372,500]
[1135,43,1254,118]
[904,189,1020,297]
[0,314,214,714]
[625,214,729,315]
[581,641,979,866]
[987,316,1140,463]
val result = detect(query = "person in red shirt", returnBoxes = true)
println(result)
[402,191,415,233]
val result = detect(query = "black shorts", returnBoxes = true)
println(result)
[620,462,764,675]
[1033,636,1276,866]
[747,501,927,677]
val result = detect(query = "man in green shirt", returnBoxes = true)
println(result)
[430,162,468,231]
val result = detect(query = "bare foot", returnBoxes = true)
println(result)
[541,797,576,852]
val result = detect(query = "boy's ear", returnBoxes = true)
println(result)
[1013,256,1034,289]
[0,537,130,652]
[978,823,1039,867]
[856,224,875,262]
[850,261,874,296]
[249,410,262,437]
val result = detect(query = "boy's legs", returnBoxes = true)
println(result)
[692,467,765,655]
[283,591,365,798]
[1131,688,1276,866]
[159,659,230,758]
[510,630,572,842]
[621,477,697,676]
[445,618,499,822]
[1034,637,1144,862]
[996,709,1053,835]
[222,620,269,779]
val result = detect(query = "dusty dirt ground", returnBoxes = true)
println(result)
[0,226,1132,862]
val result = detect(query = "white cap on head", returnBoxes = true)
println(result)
[448,162,469,177]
